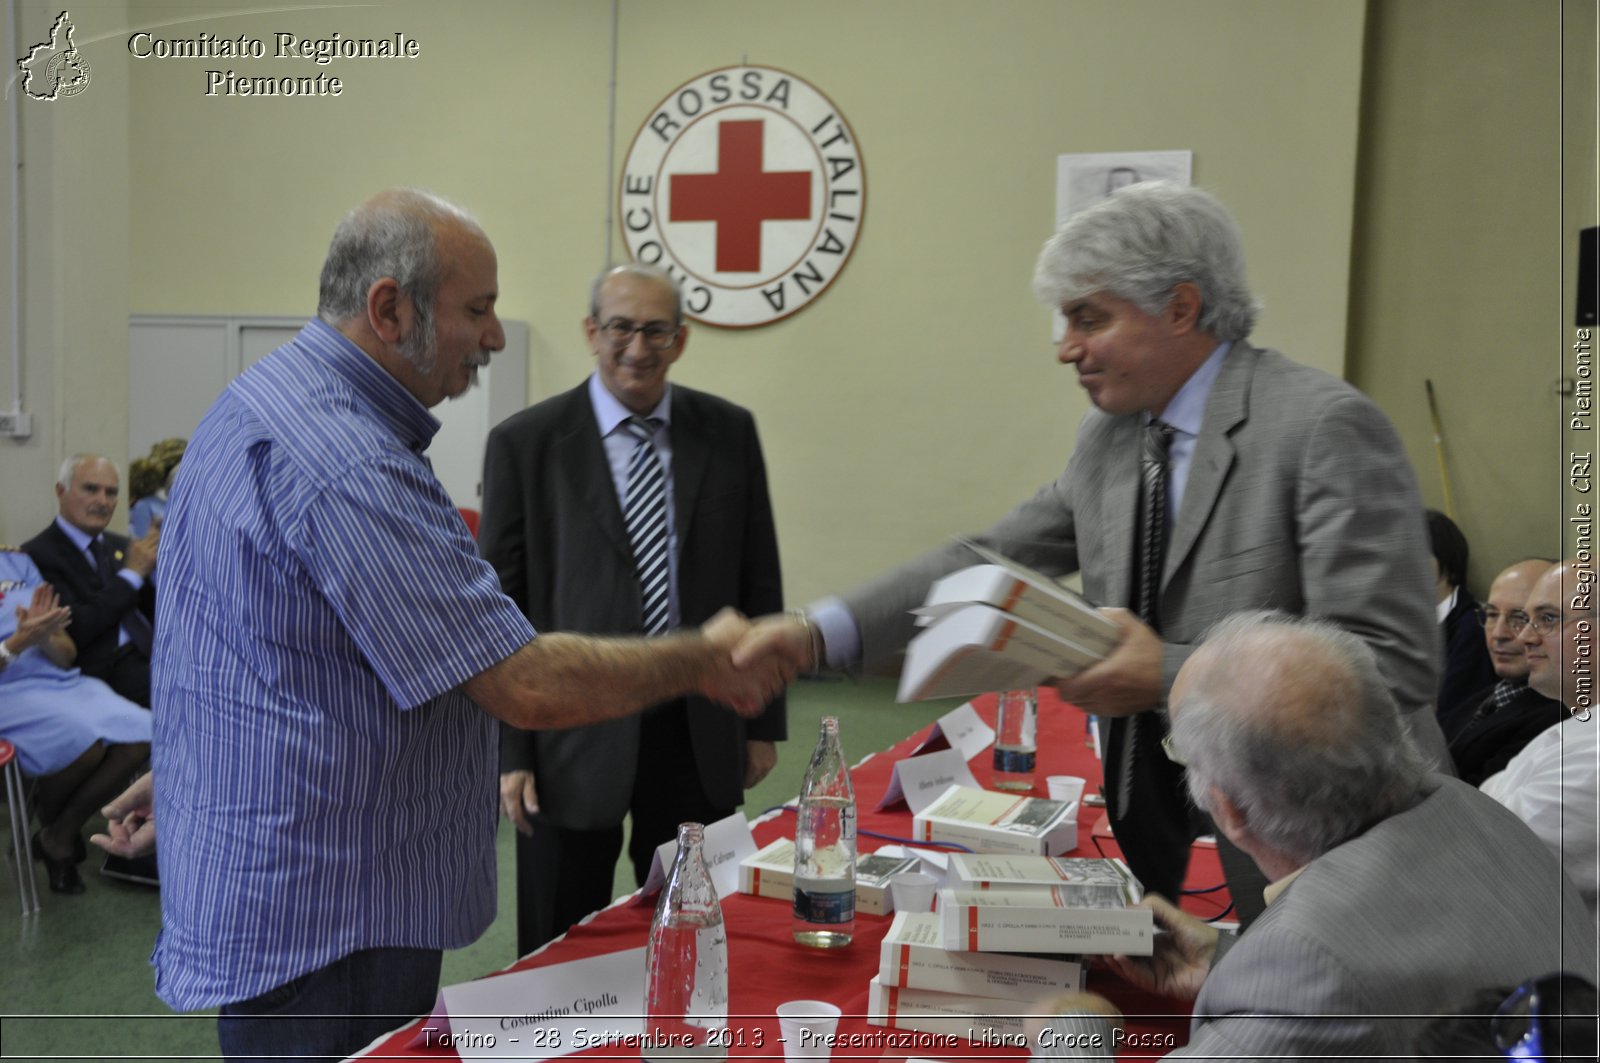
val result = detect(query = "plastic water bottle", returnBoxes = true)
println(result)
[792,715,856,947]
[992,689,1038,791]
[644,823,728,1062]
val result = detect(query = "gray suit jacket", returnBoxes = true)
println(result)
[480,381,785,830]
[1182,777,1595,1058]
[843,342,1446,755]
[1038,777,1596,1060]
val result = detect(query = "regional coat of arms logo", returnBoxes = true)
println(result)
[618,66,865,328]
[17,11,91,101]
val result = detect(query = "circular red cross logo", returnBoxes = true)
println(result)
[618,65,866,329]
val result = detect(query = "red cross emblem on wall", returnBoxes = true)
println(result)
[670,119,812,273]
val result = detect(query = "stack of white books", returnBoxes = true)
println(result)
[897,549,1121,702]
[867,858,1148,1041]
[911,784,1078,856]
[937,855,1151,957]
[867,911,1083,1041]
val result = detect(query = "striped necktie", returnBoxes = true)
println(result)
[1135,419,1177,626]
[1115,418,1176,813]
[623,416,670,635]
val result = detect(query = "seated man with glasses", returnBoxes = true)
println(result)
[1027,611,1593,1060]
[1447,558,1567,784]
[481,263,786,956]
[1481,558,1600,923]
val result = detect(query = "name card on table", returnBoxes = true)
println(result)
[633,810,756,901]
[909,701,995,762]
[876,748,981,814]
[415,947,645,1060]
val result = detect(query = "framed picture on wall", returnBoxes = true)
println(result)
[1048,151,1193,341]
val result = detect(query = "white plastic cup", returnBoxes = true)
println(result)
[1047,774,1087,807]
[776,999,842,1062]
[889,871,938,913]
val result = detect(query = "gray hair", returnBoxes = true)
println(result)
[1032,182,1261,340]
[57,453,114,490]
[588,263,684,325]
[1171,611,1429,866]
[316,189,480,370]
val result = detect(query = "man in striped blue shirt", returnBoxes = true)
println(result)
[145,189,788,1063]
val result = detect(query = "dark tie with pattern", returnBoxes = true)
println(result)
[1115,419,1175,811]
[623,417,670,636]
[94,537,154,657]
[1103,418,1192,901]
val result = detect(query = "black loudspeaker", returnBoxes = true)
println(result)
[1581,226,1597,327]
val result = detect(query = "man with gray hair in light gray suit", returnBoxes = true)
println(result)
[1029,612,1593,1060]
[736,181,1446,923]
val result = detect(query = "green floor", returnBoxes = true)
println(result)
[0,677,952,1062]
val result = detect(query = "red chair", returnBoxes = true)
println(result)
[0,739,42,916]
[457,507,480,539]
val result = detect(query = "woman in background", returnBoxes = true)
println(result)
[1,547,151,894]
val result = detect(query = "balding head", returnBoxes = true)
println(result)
[1484,559,1554,680]
[1170,612,1428,870]
[316,188,484,350]
[1520,560,1597,714]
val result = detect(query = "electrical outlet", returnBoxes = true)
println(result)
[0,411,33,438]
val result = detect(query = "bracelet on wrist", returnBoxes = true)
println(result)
[787,608,824,672]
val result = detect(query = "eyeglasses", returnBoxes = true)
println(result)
[1475,605,1531,632]
[1493,971,1597,1060]
[599,318,679,351]
[1519,610,1573,637]
[1160,731,1188,766]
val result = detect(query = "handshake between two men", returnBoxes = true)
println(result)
[93,606,798,862]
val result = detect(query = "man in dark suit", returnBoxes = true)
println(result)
[739,182,1444,927]
[24,453,158,706]
[481,264,786,956]
[1425,509,1497,736]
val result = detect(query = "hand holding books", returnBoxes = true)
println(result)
[1100,893,1220,1002]
[1049,607,1165,717]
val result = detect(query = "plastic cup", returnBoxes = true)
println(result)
[889,871,938,913]
[1047,775,1087,807]
[776,999,842,1061]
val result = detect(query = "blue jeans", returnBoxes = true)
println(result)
[217,946,442,1063]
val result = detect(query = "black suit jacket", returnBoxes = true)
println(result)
[480,381,786,830]
[1437,588,1497,741]
[22,521,155,690]
[1448,684,1567,786]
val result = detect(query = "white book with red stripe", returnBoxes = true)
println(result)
[918,559,1120,655]
[897,604,1106,703]
[938,885,1154,956]
[911,784,1077,856]
[866,975,1032,1041]
[737,837,918,916]
[879,911,1085,997]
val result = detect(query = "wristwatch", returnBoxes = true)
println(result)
[0,640,15,667]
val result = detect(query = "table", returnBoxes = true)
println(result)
[356,692,1229,1061]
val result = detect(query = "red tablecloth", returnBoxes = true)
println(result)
[356,692,1227,1060]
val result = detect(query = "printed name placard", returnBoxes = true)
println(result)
[416,947,646,1060]
[876,748,981,814]
[910,701,995,761]
[635,810,756,900]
